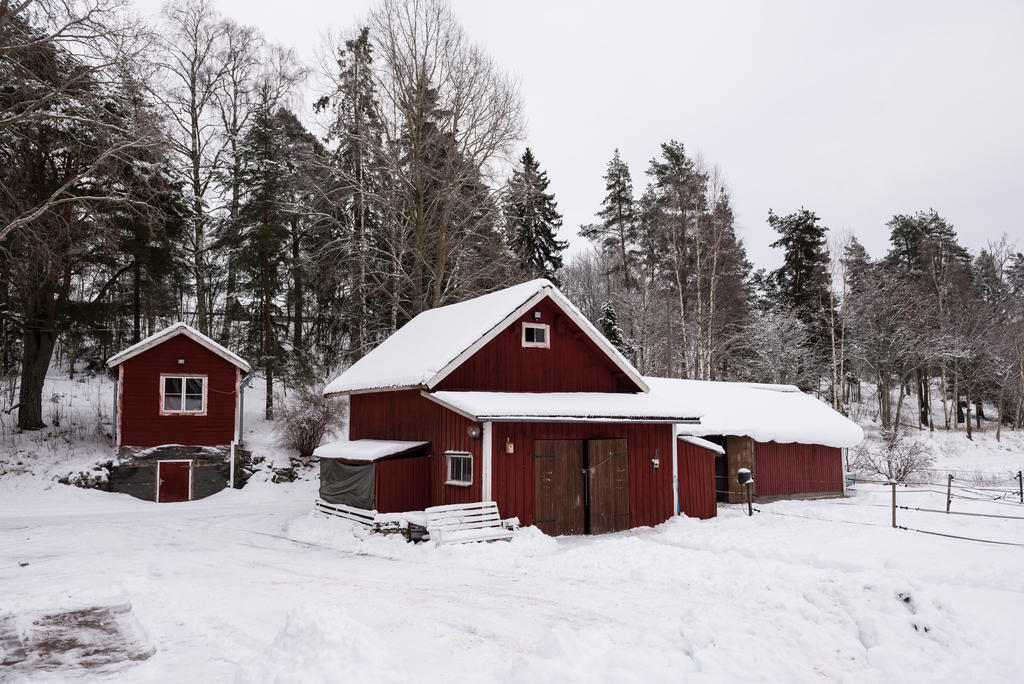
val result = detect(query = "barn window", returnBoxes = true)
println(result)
[445,451,473,486]
[522,322,550,348]
[161,375,206,414]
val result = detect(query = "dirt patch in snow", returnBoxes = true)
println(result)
[1,603,153,675]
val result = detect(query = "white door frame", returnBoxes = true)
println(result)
[156,459,193,502]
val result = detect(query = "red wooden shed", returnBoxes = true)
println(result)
[105,322,251,502]
[319,279,863,534]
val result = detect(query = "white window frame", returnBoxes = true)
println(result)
[160,374,208,416]
[444,450,473,487]
[522,322,550,349]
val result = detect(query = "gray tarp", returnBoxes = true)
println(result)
[319,459,376,509]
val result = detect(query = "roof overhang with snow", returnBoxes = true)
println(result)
[677,435,726,455]
[106,322,252,373]
[423,390,700,424]
[323,279,648,396]
[645,377,863,448]
[312,439,429,462]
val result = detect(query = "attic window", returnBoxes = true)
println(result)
[445,451,473,486]
[522,322,550,349]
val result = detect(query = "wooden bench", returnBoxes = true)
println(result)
[423,501,519,546]
[314,499,378,527]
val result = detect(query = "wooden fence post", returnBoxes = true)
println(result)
[946,474,953,513]
[746,483,753,517]
[891,482,897,529]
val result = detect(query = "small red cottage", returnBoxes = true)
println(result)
[105,322,251,502]
[319,279,862,534]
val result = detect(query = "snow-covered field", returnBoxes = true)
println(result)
[3,373,1024,682]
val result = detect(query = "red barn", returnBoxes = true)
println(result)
[319,279,862,534]
[105,323,251,502]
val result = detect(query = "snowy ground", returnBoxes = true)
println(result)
[2,373,1024,682]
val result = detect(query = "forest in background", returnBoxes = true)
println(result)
[2,0,1023,444]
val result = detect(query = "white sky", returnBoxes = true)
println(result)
[133,0,1024,269]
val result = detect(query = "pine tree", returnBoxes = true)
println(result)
[766,208,832,389]
[768,208,831,332]
[504,148,567,282]
[580,149,636,287]
[884,209,969,274]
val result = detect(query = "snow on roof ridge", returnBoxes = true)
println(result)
[323,279,648,396]
[106,321,252,372]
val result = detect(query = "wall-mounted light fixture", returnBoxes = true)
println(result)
[177,359,185,365]
[651,448,660,470]
[533,311,542,321]
[467,424,482,441]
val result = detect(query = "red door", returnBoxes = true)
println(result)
[157,461,190,502]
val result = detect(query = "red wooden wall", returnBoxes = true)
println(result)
[118,335,238,447]
[349,391,482,507]
[489,422,676,529]
[434,296,642,393]
[375,454,432,513]
[677,441,717,519]
[754,441,843,496]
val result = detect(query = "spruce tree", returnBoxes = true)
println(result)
[580,149,636,286]
[599,300,631,359]
[236,96,293,419]
[504,148,567,282]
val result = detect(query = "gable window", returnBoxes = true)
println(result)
[445,451,473,486]
[161,375,207,414]
[522,322,550,349]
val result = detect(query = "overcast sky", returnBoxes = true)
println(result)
[135,0,1024,269]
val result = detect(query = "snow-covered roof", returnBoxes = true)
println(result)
[106,322,251,372]
[323,279,648,396]
[644,377,863,448]
[313,439,429,462]
[678,435,726,455]
[425,390,701,424]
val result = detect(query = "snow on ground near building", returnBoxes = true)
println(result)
[3,371,1024,681]
[2,476,1024,682]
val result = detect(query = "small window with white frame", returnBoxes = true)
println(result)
[445,451,473,486]
[161,375,207,414]
[522,322,550,348]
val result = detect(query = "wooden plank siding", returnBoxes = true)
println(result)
[118,335,239,447]
[433,296,643,393]
[375,454,432,513]
[349,391,482,507]
[490,422,676,529]
[677,441,717,519]
[754,441,844,496]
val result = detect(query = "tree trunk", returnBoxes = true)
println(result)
[17,327,57,430]
[964,380,973,440]
[132,262,142,344]
[292,219,303,352]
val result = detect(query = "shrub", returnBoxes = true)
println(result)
[852,429,934,482]
[275,385,346,462]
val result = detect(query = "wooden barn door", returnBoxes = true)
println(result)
[586,439,629,534]
[533,440,585,536]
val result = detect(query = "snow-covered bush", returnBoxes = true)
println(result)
[852,429,934,482]
[275,385,346,462]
